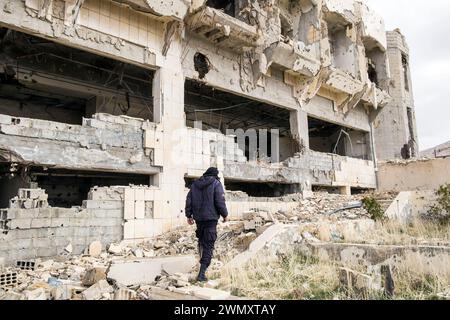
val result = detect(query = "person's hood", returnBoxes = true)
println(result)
[193,175,217,190]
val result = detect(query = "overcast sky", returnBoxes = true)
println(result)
[364,0,450,151]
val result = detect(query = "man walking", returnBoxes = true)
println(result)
[185,167,228,282]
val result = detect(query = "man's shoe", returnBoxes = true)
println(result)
[197,264,208,282]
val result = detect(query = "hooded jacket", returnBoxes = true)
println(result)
[185,175,228,222]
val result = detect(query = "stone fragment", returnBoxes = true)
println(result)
[81,279,113,300]
[114,287,137,300]
[108,243,122,255]
[82,268,107,287]
[88,241,102,257]
[339,268,382,294]
[107,256,196,286]
[24,288,47,300]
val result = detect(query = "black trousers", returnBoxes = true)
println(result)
[195,220,218,268]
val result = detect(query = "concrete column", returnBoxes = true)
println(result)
[339,185,351,195]
[152,63,188,233]
[289,109,309,150]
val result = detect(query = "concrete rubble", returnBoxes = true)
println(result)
[0,191,386,300]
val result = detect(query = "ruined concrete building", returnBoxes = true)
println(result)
[0,0,418,263]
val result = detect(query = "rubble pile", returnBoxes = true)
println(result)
[285,192,369,222]
[0,192,380,300]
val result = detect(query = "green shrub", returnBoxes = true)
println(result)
[429,184,450,225]
[362,197,385,221]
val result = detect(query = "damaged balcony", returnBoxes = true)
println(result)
[186,6,262,52]
[111,0,189,21]
[266,41,321,78]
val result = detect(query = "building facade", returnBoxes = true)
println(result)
[0,0,416,262]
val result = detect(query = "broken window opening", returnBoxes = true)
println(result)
[367,59,378,86]
[402,53,410,92]
[365,46,388,89]
[280,13,294,40]
[206,0,236,17]
[350,187,371,195]
[308,117,371,160]
[0,28,155,124]
[0,165,153,208]
[225,179,301,197]
[194,53,211,79]
[312,185,341,194]
[184,79,295,162]
[327,22,357,78]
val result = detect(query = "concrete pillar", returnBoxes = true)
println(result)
[339,185,351,195]
[152,63,188,233]
[289,109,309,150]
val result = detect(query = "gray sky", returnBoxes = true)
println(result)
[364,0,450,151]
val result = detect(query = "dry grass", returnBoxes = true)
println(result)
[217,248,450,300]
[392,251,450,300]
[341,218,450,246]
[219,252,340,300]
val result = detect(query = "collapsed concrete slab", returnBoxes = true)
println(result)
[107,255,197,286]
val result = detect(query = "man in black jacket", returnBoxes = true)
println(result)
[185,167,228,282]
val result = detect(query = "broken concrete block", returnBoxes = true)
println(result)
[108,243,122,255]
[0,291,26,300]
[82,280,113,300]
[302,232,321,243]
[82,268,107,287]
[227,224,288,268]
[88,241,102,257]
[65,243,73,254]
[242,211,256,220]
[114,287,137,300]
[161,258,195,275]
[107,256,196,286]
[133,248,144,258]
[24,288,47,300]
[339,268,382,294]
[192,286,230,300]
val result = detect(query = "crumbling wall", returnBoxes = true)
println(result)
[0,113,159,174]
[224,149,376,191]
[0,188,123,265]
[377,158,450,192]
[373,30,418,160]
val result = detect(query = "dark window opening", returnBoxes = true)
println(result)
[206,0,235,17]
[0,28,154,124]
[402,53,410,91]
[194,53,211,79]
[185,79,295,162]
[32,168,151,208]
[367,59,378,86]
[365,46,388,89]
[351,187,371,195]
[312,185,341,194]
[0,164,151,209]
[326,20,357,78]
[280,13,294,39]
[308,117,371,160]
[225,179,301,197]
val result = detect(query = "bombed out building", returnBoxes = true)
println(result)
[0,0,418,263]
